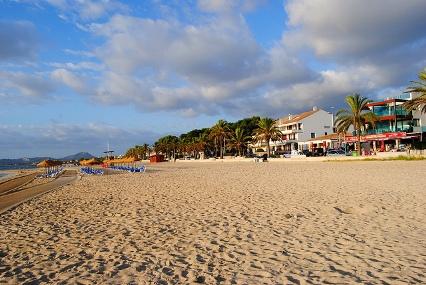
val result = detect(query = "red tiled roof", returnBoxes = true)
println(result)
[278,110,319,125]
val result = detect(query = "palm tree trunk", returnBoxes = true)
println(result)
[267,140,270,157]
[357,129,362,156]
[222,137,226,159]
[220,137,223,159]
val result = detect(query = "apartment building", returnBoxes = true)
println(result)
[251,107,334,153]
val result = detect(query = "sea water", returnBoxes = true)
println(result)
[0,165,36,171]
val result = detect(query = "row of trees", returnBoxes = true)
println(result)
[124,144,151,160]
[123,116,284,160]
[125,69,426,158]
[152,117,283,159]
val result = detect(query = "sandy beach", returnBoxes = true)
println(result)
[0,161,425,284]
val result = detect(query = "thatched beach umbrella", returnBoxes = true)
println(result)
[80,158,101,166]
[123,156,138,163]
[37,160,62,175]
[37,160,54,168]
[123,156,139,168]
[104,158,123,165]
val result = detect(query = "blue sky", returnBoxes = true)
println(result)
[1,0,425,158]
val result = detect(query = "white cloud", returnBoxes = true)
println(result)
[51,68,88,93]
[84,13,318,115]
[73,0,425,117]
[24,0,129,21]
[9,0,426,119]
[197,0,266,13]
[49,61,103,71]
[284,0,426,60]
[0,71,55,100]
[91,15,261,83]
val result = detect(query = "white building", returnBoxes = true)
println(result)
[251,107,334,153]
[273,107,334,152]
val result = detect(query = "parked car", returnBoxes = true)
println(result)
[306,148,325,157]
[326,149,346,156]
[397,144,406,152]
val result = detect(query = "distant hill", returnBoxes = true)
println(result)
[0,157,52,166]
[0,152,95,166]
[60,152,95,161]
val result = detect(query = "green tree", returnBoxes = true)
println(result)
[154,135,179,160]
[228,127,251,156]
[231,116,261,135]
[141,143,150,159]
[334,93,377,155]
[403,69,426,113]
[209,120,231,159]
[253,117,283,157]
[125,144,151,160]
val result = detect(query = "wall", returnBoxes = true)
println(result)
[412,109,426,129]
[298,110,334,142]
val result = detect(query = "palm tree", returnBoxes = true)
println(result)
[228,127,251,156]
[142,143,149,159]
[195,133,208,159]
[334,93,377,155]
[125,147,137,158]
[253,117,283,157]
[403,69,426,113]
[209,120,230,159]
[154,135,179,160]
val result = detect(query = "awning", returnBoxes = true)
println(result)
[344,132,419,142]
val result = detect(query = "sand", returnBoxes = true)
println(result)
[0,161,425,284]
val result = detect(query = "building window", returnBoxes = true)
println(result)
[413,119,420,127]
[325,132,328,136]
[311,132,316,138]
[298,123,302,130]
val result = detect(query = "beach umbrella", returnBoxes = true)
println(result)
[87,158,101,165]
[37,160,55,168]
[37,160,59,175]
[103,158,121,167]
[123,156,139,163]
[80,158,101,166]
[123,156,139,168]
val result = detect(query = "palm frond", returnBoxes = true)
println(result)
[403,69,426,113]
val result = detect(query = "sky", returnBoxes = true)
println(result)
[1,0,426,158]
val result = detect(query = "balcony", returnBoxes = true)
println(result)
[372,107,410,117]
[280,129,302,135]
[366,126,413,135]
